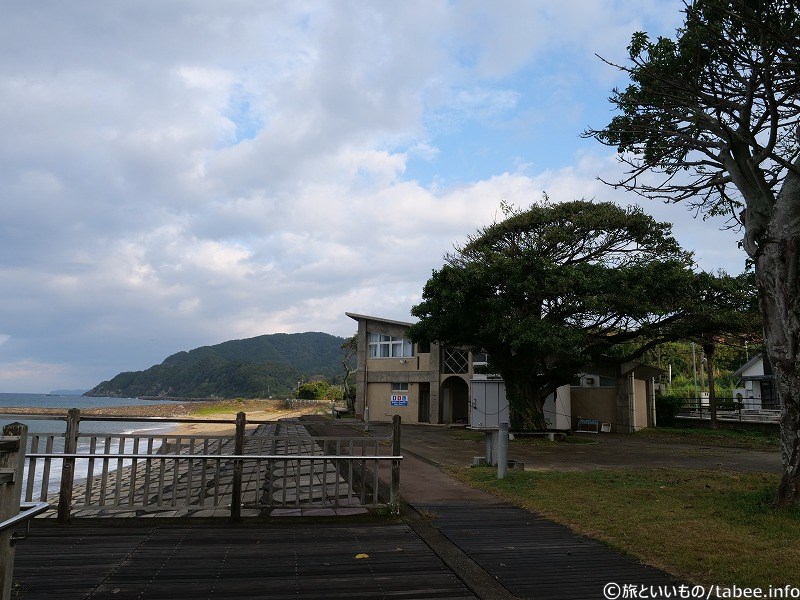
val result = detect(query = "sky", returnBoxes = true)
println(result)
[0,1,750,393]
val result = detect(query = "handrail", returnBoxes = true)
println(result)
[12,411,403,517]
[0,502,51,534]
[27,453,402,461]
[0,413,284,425]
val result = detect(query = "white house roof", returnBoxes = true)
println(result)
[733,353,771,382]
[345,312,415,328]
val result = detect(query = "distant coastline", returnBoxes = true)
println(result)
[82,394,258,403]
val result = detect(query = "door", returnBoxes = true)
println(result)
[418,383,430,423]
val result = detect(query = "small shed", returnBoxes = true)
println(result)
[733,353,777,410]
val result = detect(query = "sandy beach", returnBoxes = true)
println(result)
[0,398,328,436]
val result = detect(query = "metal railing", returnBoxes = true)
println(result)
[674,397,781,422]
[0,502,51,535]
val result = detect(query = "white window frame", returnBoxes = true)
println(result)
[392,382,409,392]
[368,333,414,358]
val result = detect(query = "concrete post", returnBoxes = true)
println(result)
[485,431,497,466]
[498,422,509,479]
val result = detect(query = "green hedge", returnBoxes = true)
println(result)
[656,395,686,427]
[296,381,331,400]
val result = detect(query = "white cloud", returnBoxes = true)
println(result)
[0,1,740,393]
[0,360,67,383]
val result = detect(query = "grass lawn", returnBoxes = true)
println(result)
[451,466,800,588]
[188,398,330,417]
[189,399,278,416]
[637,426,780,449]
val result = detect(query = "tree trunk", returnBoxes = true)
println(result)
[702,342,717,430]
[754,161,800,507]
[507,378,549,431]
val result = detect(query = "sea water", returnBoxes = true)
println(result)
[0,393,187,498]
[0,392,185,434]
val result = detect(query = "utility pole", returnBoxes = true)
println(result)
[699,347,706,393]
[691,342,699,403]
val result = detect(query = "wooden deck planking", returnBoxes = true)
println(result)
[13,522,475,599]
[413,503,682,600]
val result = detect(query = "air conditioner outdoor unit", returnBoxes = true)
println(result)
[581,375,600,388]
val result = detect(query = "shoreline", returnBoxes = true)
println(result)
[0,399,328,437]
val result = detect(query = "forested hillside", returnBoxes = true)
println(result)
[85,332,347,399]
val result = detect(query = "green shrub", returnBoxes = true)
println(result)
[656,395,686,426]
[296,380,331,400]
[328,384,344,402]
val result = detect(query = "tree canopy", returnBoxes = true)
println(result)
[586,0,800,240]
[586,0,800,506]
[409,200,742,429]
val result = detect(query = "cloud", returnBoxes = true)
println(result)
[0,360,68,387]
[0,1,734,393]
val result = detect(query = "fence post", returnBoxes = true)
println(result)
[391,415,401,514]
[57,408,80,523]
[231,411,246,521]
[1,422,28,600]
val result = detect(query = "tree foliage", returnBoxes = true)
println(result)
[409,200,738,429]
[296,380,336,401]
[586,0,800,236]
[341,334,357,412]
[586,0,800,506]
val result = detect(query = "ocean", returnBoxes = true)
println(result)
[0,392,185,436]
[0,393,188,497]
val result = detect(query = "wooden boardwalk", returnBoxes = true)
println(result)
[413,502,682,600]
[12,521,475,599]
[11,419,687,599]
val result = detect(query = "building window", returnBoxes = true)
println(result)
[472,352,488,365]
[417,340,431,354]
[368,333,414,358]
[392,382,409,392]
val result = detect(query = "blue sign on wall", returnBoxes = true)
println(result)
[390,394,409,406]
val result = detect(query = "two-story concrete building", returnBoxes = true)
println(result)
[346,312,660,432]
[346,312,471,425]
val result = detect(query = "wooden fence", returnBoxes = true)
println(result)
[10,411,401,521]
[1,423,50,600]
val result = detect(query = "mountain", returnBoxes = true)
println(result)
[85,332,346,399]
